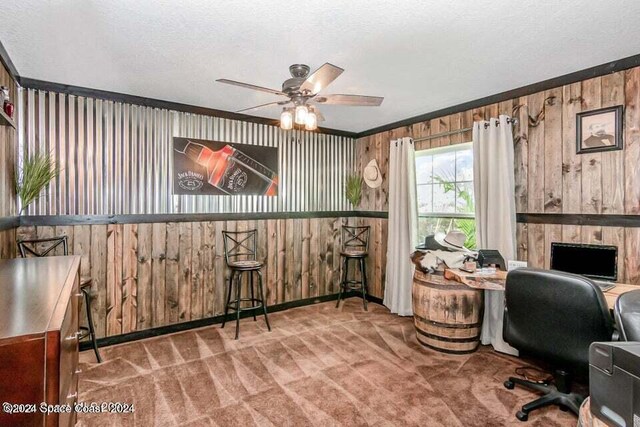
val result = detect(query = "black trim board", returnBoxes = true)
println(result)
[0,39,19,81]
[16,212,640,228]
[517,213,640,228]
[18,78,358,139]
[80,291,366,351]
[357,53,640,138]
[20,210,389,226]
[365,294,383,305]
[0,216,19,231]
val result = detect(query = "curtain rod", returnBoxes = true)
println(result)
[413,118,518,143]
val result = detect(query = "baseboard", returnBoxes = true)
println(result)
[80,291,364,351]
[365,294,383,305]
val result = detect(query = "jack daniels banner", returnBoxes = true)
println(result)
[173,137,279,196]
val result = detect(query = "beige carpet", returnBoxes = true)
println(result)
[77,299,576,426]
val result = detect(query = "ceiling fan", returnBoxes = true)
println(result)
[217,63,383,130]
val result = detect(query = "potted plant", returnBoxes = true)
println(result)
[15,152,60,214]
[345,174,363,208]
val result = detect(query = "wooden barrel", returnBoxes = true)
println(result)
[412,270,484,354]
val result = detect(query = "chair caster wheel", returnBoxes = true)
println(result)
[504,380,515,390]
[516,411,528,421]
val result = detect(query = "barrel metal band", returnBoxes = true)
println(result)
[413,314,482,329]
[415,327,480,343]
[416,336,480,355]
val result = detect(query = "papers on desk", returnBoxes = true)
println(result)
[444,268,507,290]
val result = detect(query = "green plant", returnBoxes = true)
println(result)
[454,218,477,249]
[433,171,476,249]
[345,174,363,207]
[15,152,60,214]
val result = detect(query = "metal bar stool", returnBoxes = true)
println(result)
[18,236,102,363]
[336,225,371,311]
[221,229,271,339]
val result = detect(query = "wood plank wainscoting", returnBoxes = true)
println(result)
[0,47,18,259]
[16,215,388,341]
[356,66,640,298]
[0,227,17,258]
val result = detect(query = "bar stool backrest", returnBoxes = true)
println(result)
[18,236,69,258]
[222,230,257,266]
[342,225,370,253]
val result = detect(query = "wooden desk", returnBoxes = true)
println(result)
[442,268,635,309]
[412,272,636,355]
[0,256,81,427]
[603,283,636,308]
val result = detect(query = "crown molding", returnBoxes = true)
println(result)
[4,37,640,140]
[0,39,19,81]
[356,53,640,138]
[18,77,358,139]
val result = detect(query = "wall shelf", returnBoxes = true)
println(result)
[0,109,15,129]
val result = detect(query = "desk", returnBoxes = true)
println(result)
[0,256,81,427]
[413,272,636,356]
[442,269,634,309]
[603,283,636,308]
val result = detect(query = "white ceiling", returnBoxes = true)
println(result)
[1,1,640,133]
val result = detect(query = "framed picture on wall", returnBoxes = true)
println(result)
[576,105,623,154]
[173,137,279,196]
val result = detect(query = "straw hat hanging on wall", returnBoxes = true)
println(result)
[363,159,382,188]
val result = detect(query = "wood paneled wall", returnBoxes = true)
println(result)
[16,216,387,339]
[0,56,18,259]
[356,67,640,288]
[0,61,17,220]
[0,229,16,258]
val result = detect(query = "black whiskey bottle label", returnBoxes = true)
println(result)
[219,151,277,195]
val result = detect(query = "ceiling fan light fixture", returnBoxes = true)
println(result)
[217,62,384,128]
[305,109,318,131]
[280,108,293,130]
[294,105,308,125]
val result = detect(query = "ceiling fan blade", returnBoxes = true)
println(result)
[216,78,286,96]
[313,94,384,106]
[314,110,326,122]
[299,63,344,94]
[236,100,290,113]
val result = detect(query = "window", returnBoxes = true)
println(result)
[415,142,476,248]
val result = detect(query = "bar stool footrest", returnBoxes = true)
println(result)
[227,298,265,312]
[341,281,366,291]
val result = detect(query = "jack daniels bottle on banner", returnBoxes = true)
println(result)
[175,140,278,196]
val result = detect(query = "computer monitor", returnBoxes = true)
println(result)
[550,242,618,281]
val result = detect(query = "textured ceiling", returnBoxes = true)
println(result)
[1,1,640,133]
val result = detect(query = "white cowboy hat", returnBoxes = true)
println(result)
[363,159,382,188]
[434,230,470,252]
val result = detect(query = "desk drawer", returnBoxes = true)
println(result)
[57,371,78,427]
[58,279,80,410]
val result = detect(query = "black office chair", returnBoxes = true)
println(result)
[502,268,614,421]
[614,290,640,341]
[18,236,102,363]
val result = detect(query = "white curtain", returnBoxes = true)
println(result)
[384,137,418,316]
[473,115,518,356]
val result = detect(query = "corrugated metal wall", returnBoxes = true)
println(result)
[18,88,355,215]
